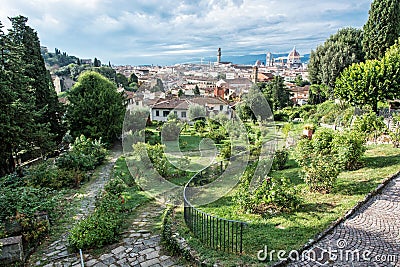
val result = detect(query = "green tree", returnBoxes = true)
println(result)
[193,85,200,96]
[178,89,184,97]
[66,71,126,144]
[7,16,66,144]
[308,84,328,105]
[335,41,400,113]
[260,76,292,111]
[129,73,138,84]
[188,104,206,120]
[236,84,273,122]
[294,75,310,87]
[308,28,365,92]
[363,0,400,60]
[116,73,129,88]
[0,19,47,176]
[94,57,101,67]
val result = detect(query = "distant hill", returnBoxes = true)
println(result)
[40,47,79,68]
[183,53,310,66]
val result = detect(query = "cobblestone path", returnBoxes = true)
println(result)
[28,144,122,266]
[79,202,181,267]
[287,175,400,267]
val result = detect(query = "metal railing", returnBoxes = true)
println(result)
[183,155,247,254]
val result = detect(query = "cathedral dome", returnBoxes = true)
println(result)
[287,46,301,64]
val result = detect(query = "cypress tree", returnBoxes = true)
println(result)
[8,16,66,145]
[363,0,400,59]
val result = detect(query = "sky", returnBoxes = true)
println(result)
[0,0,372,66]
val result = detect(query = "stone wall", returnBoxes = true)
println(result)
[0,235,24,265]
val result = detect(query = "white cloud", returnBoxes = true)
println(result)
[0,0,373,65]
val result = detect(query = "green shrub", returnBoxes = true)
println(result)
[56,135,107,171]
[207,128,227,144]
[235,176,300,214]
[104,178,127,196]
[301,154,341,193]
[272,149,289,170]
[25,162,84,189]
[220,141,231,160]
[0,186,58,242]
[295,129,341,193]
[68,193,124,250]
[194,119,206,133]
[352,111,386,140]
[273,110,289,122]
[332,130,366,170]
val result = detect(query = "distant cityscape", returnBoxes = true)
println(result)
[48,46,310,119]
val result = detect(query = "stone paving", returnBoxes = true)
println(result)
[79,203,182,267]
[27,142,182,267]
[286,175,400,267]
[28,145,122,266]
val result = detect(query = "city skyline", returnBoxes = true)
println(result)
[0,0,372,65]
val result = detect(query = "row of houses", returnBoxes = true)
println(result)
[127,95,232,122]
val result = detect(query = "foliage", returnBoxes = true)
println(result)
[335,41,400,113]
[308,84,328,105]
[41,47,78,67]
[68,193,124,250]
[193,119,206,133]
[272,149,289,170]
[273,110,289,122]
[294,129,342,192]
[193,85,200,96]
[220,141,231,160]
[25,161,84,189]
[0,16,65,176]
[0,186,58,242]
[307,101,354,127]
[161,120,181,141]
[308,27,365,91]
[124,106,150,133]
[332,130,366,170]
[188,104,206,120]
[352,111,386,140]
[66,71,126,144]
[294,75,310,87]
[56,135,107,171]
[259,76,292,111]
[116,73,129,88]
[236,85,273,122]
[363,0,400,60]
[68,156,150,250]
[206,127,227,144]
[235,166,300,213]
[167,111,179,122]
[389,113,400,148]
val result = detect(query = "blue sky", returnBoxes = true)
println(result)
[0,0,372,66]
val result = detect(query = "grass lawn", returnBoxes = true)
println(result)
[173,144,400,266]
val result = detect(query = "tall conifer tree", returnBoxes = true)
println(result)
[363,0,400,59]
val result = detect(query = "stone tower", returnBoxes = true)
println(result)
[252,66,258,83]
[217,48,221,64]
[266,52,273,67]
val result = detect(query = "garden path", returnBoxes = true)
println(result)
[29,143,182,267]
[286,174,400,267]
[28,143,122,266]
